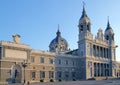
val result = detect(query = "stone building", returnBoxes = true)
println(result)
[0,5,120,84]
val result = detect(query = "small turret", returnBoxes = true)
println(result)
[104,20,114,41]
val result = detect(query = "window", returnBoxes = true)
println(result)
[106,35,109,40]
[80,25,83,28]
[49,59,53,64]
[40,57,44,63]
[81,51,83,57]
[32,72,35,78]
[31,57,35,62]
[57,71,62,78]
[49,71,54,78]
[87,25,90,31]
[40,71,45,78]
[65,60,68,65]
[58,59,61,65]
[72,72,76,77]
[65,71,69,78]
[72,61,75,66]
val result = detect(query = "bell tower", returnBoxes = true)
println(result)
[104,19,115,61]
[78,4,94,79]
[78,4,93,57]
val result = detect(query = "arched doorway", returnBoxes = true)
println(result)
[11,64,22,83]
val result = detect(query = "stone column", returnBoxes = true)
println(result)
[96,63,98,76]
[101,64,103,76]
[104,48,105,58]
[105,64,107,76]
[98,63,101,76]
[98,46,100,57]
[103,64,105,76]
[105,48,107,59]
[100,47,102,58]
[107,49,109,59]
[99,63,101,76]
[97,46,98,57]
[95,45,97,57]
[103,47,104,58]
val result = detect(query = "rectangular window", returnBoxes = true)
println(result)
[72,72,76,77]
[57,71,62,78]
[31,57,35,62]
[49,71,54,78]
[40,57,44,63]
[72,61,74,66]
[58,59,61,65]
[40,71,45,78]
[32,72,35,78]
[65,71,69,78]
[49,59,53,64]
[65,60,68,65]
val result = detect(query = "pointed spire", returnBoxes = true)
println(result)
[107,16,110,28]
[106,17,112,31]
[56,24,61,37]
[81,2,87,18]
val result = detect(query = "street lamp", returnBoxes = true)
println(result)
[22,60,27,83]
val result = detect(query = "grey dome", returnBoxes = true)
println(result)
[49,29,68,53]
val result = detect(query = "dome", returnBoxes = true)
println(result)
[49,28,68,53]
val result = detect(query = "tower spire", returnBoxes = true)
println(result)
[81,2,87,18]
[107,16,110,28]
[106,16,112,31]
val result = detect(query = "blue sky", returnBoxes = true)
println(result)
[0,0,120,61]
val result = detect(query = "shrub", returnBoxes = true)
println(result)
[50,79,54,82]
[58,79,62,82]
[73,79,76,81]
[40,79,44,82]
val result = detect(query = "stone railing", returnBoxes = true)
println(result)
[57,53,79,58]
[94,39,108,46]
[31,49,55,56]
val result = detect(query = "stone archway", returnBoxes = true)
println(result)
[11,64,22,83]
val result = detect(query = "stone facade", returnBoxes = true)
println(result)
[0,6,120,84]
[77,6,120,79]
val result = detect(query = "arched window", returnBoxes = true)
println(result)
[87,25,90,31]
[80,25,83,31]
[106,35,109,40]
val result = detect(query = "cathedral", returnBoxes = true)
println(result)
[0,5,120,84]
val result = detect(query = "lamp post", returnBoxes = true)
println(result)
[22,60,27,83]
